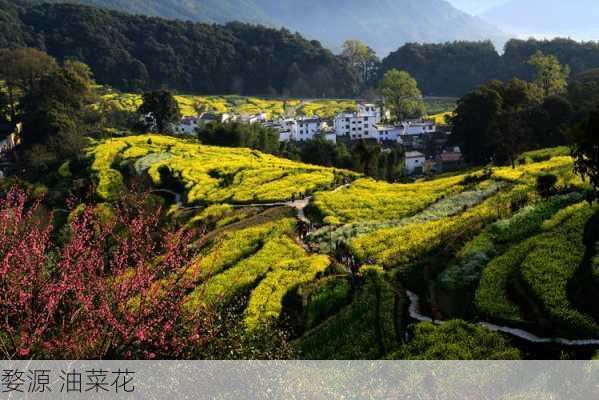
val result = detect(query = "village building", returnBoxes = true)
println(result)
[173,113,234,135]
[296,117,323,141]
[239,112,267,124]
[404,150,426,175]
[334,103,382,141]
[173,116,201,135]
[396,120,437,148]
[439,146,464,172]
[375,125,402,143]
[275,116,335,143]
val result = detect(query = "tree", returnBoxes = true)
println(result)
[494,110,530,169]
[378,69,425,122]
[18,59,97,171]
[537,173,558,198]
[298,134,353,169]
[341,40,380,96]
[0,47,58,121]
[571,105,599,201]
[198,122,279,154]
[568,68,599,113]
[389,320,521,360]
[137,90,181,134]
[527,51,570,97]
[527,95,573,148]
[451,84,503,164]
[352,140,381,177]
[0,186,211,359]
[492,79,543,168]
[452,79,544,167]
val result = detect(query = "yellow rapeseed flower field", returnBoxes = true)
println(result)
[87,134,355,203]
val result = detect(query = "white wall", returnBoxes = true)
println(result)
[405,156,425,174]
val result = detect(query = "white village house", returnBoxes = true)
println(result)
[404,151,426,175]
[275,116,335,143]
[396,120,436,147]
[296,117,324,141]
[172,113,234,136]
[375,125,403,142]
[334,104,383,141]
[239,112,268,124]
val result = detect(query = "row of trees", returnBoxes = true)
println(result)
[451,51,573,167]
[450,47,599,196]
[0,2,354,98]
[381,38,599,96]
[7,1,599,99]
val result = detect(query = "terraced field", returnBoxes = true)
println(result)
[101,91,357,119]
[83,135,599,358]
[100,90,455,120]
[87,134,357,203]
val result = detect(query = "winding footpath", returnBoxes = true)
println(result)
[406,290,599,347]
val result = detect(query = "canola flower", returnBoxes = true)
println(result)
[184,235,306,310]
[100,91,358,119]
[88,134,354,203]
[313,175,468,224]
[244,254,330,330]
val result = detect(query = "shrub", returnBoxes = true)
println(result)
[387,320,521,360]
[536,173,558,198]
[312,175,467,223]
[185,235,306,310]
[299,267,396,359]
[304,277,352,330]
[489,193,583,243]
[475,241,532,321]
[185,218,296,282]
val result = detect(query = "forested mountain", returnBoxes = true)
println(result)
[382,38,599,96]
[481,0,599,41]
[0,2,353,96]
[27,0,508,55]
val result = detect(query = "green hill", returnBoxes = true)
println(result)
[2,2,353,96]
[33,0,508,54]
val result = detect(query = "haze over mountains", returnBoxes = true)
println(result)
[40,0,508,54]
[445,0,510,15]
[479,0,599,42]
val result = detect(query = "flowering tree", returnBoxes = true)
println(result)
[0,187,209,359]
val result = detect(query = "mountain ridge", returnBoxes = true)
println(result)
[36,0,508,54]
